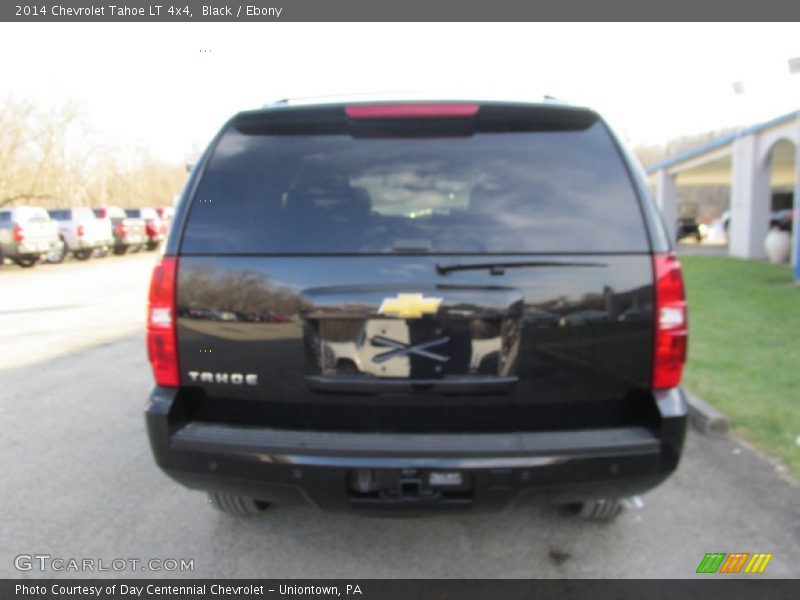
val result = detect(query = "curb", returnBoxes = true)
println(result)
[685,390,729,436]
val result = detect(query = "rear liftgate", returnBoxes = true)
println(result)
[302,284,524,506]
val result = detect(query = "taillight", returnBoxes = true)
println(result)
[147,256,180,387]
[652,253,688,390]
[12,224,24,242]
[346,103,480,119]
[76,224,85,237]
[116,222,127,237]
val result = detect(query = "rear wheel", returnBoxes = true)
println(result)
[73,249,92,261]
[207,492,271,517]
[145,241,159,251]
[572,499,624,522]
[13,255,38,268]
[46,238,67,264]
[112,245,128,255]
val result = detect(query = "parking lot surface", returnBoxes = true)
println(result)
[1,255,798,578]
[0,253,156,370]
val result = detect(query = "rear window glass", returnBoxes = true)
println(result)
[49,209,71,220]
[103,207,126,219]
[72,207,96,220]
[19,207,50,222]
[181,120,647,254]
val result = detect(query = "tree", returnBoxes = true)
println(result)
[0,96,185,209]
[0,97,89,207]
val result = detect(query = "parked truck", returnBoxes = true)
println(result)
[94,206,147,254]
[125,207,168,251]
[0,206,61,268]
[48,207,114,262]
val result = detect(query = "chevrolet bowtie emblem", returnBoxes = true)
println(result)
[377,293,443,319]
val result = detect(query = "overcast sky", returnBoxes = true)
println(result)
[1,22,799,163]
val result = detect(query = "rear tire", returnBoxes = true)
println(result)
[572,499,624,522]
[207,492,271,517]
[73,249,92,261]
[46,238,67,264]
[112,246,127,255]
[13,255,38,268]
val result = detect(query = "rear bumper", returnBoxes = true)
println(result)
[116,233,146,247]
[72,239,102,250]
[145,387,688,511]
[9,240,57,256]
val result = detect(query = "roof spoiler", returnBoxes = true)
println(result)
[232,102,598,137]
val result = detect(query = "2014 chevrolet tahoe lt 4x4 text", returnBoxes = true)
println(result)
[144,98,688,521]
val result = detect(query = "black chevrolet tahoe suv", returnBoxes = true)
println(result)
[145,98,688,520]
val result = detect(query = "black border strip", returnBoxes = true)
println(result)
[3,579,798,600]
[3,1,800,22]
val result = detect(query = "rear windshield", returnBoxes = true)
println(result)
[17,207,50,222]
[49,209,71,220]
[181,120,648,254]
[72,207,96,220]
[100,207,126,219]
[125,208,158,219]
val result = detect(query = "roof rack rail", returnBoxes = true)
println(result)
[262,91,569,110]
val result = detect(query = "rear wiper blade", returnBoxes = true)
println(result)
[436,260,607,276]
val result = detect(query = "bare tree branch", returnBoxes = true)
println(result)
[0,96,185,210]
[0,194,56,208]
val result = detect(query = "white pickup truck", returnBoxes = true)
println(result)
[48,207,114,262]
[0,206,61,267]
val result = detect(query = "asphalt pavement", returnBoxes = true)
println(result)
[1,254,798,578]
[0,252,156,371]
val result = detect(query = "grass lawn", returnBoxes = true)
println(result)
[680,255,800,478]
